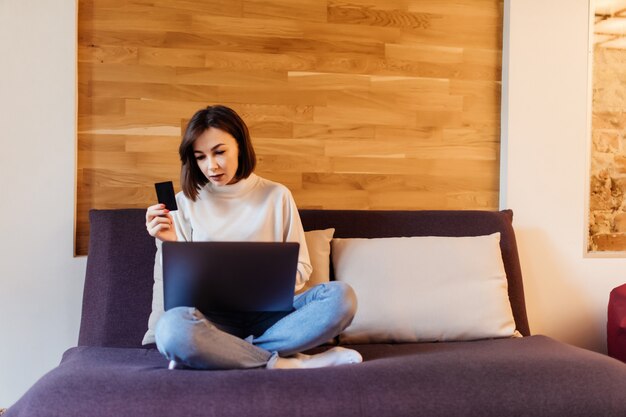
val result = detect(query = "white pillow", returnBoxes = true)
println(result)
[331,233,516,344]
[141,229,335,345]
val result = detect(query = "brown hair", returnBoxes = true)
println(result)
[179,105,256,201]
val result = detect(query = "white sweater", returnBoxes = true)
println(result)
[171,173,312,290]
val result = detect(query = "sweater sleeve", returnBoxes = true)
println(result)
[172,192,193,242]
[283,192,312,291]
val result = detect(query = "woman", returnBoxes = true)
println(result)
[145,105,362,370]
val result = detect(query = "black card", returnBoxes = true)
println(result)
[155,181,178,211]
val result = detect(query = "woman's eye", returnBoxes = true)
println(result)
[215,150,225,155]
[195,155,205,161]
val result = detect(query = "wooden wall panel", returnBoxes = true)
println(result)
[76,0,503,255]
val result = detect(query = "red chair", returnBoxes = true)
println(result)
[608,283,626,362]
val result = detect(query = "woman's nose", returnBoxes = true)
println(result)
[207,157,219,171]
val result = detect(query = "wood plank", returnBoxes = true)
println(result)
[123,99,219,119]
[397,15,502,50]
[77,150,138,170]
[243,0,327,22]
[78,0,125,13]
[303,172,497,193]
[78,28,167,48]
[368,191,448,210]
[293,123,375,140]
[254,138,326,156]
[311,53,385,75]
[330,156,497,177]
[287,71,371,90]
[80,168,180,189]
[327,1,434,30]
[78,97,126,117]
[164,32,386,55]
[77,134,127,152]
[247,121,294,138]
[78,45,138,64]
[204,51,316,72]
[80,62,177,84]
[414,111,464,127]
[407,0,502,18]
[331,156,433,176]
[463,48,503,68]
[87,81,219,102]
[191,15,304,38]
[315,90,418,126]
[444,191,499,209]
[137,47,206,68]
[385,43,463,65]
[124,136,181,153]
[81,9,192,33]
[313,105,415,127]
[120,101,315,123]
[324,139,499,160]
[225,104,315,123]
[374,125,442,141]
[254,170,303,189]
[442,127,500,143]
[293,189,370,209]
[142,0,243,18]
[217,85,328,106]
[302,20,401,44]
[77,114,183,136]
[135,153,181,171]
[89,185,159,206]
[309,53,501,81]
[302,173,405,192]
[257,154,332,173]
[174,67,287,87]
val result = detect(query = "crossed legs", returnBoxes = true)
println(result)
[155,282,362,370]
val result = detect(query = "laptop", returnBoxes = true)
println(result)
[161,241,300,314]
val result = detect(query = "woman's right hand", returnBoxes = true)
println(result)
[146,204,178,242]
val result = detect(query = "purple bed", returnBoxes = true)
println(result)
[6,209,626,416]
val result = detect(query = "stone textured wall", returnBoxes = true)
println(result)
[588,46,626,251]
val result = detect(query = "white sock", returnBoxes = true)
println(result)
[268,347,363,369]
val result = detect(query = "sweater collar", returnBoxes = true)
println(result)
[204,173,259,197]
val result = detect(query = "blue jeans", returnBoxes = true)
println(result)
[155,282,357,369]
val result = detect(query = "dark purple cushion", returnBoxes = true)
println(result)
[78,209,157,348]
[78,209,529,348]
[7,336,626,417]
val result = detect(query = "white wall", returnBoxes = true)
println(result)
[0,0,87,408]
[503,0,626,352]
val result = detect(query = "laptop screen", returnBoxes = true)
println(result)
[162,241,299,313]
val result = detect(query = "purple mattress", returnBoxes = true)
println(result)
[9,337,626,417]
[6,209,626,416]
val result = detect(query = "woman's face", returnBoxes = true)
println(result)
[193,127,240,186]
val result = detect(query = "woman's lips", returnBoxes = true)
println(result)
[209,174,224,181]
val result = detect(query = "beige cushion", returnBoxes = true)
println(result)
[142,228,335,345]
[142,239,164,345]
[298,228,335,293]
[331,233,516,344]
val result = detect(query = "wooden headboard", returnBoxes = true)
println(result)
[76,0,504,254]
